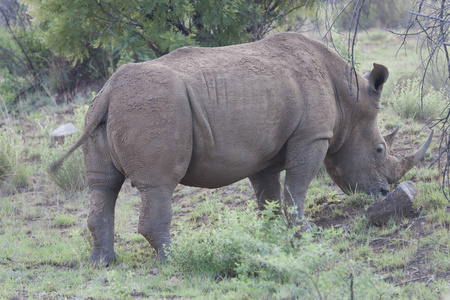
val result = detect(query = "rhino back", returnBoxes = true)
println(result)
[144,33,338,187]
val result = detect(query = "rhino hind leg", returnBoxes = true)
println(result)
[84,124,125,265]
[87,186,123,265]
[137,183,177,261]
[249,170,282,211]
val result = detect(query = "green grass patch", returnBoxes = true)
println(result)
[0,28,448,299]
[53,214,77,228]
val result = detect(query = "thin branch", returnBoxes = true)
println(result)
[0,8,36,77]
[406,11,450,23]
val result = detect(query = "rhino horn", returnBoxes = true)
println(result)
[383,126,399,149]
[387,130,434,183]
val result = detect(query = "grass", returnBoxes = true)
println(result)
[0,29,449,298]
[0,125,31,193]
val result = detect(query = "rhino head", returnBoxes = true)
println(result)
[324,63,433,196]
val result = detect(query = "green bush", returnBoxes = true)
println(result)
[168,198,402,298]
[168,200,260,277]
[389,78,448,120]
[0,11,50,110]
[0,68,31,108]
[0,4,111,112]
[42,105,88,191]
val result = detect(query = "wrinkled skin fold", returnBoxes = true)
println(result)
[51,32,433,264]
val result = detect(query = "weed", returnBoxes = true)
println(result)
[389,78,448,120]
[330,205,344,218]
[375,243,417,271]
[427,207,450,224]
[345,192,372,208]
[106,270,135,300]
[0,126,31,191]
[53,214,76,228]
[0,196,18,216]
[188,197,224,224]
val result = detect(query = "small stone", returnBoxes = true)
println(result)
[366,181,418,226]
[151,267,159,275]
[50,123,78,146]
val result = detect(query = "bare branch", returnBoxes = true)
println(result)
[319,0,368,101]
[406,10,450,23]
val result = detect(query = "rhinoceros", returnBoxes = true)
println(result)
[52,32,433,264]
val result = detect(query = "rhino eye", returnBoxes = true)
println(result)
[374,144,385,158]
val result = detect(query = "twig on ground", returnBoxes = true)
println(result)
[394,275,430,286]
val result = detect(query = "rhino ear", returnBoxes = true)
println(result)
[367,63,389,93]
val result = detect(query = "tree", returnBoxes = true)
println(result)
[0,0,49,106]
[23,0,310,64]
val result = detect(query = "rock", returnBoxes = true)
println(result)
[50,123,77,146]
[366,181,418,226]
[151,267,159,275]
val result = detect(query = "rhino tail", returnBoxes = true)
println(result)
[50,89,110,173]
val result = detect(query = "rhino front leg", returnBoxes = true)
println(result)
[138,183,176,261]
[249,170,282,211]
[284,139,329,227]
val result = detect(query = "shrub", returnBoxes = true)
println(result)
[169,198,401,298]
[168,200,260,277]
[389,78,447,120]
[42,105,88,191]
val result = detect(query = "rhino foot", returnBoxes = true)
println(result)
[293,218,316,232]
[88,249,117,266]
[301,220,316,232]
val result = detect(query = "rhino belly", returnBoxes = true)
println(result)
[180,150,284,188]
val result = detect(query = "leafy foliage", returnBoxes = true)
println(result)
[0,0,49,108]
[0,0,115,111]
[24,0,310,62]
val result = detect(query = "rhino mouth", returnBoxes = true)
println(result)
[368,185,390,198]
[380,186,390,197]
